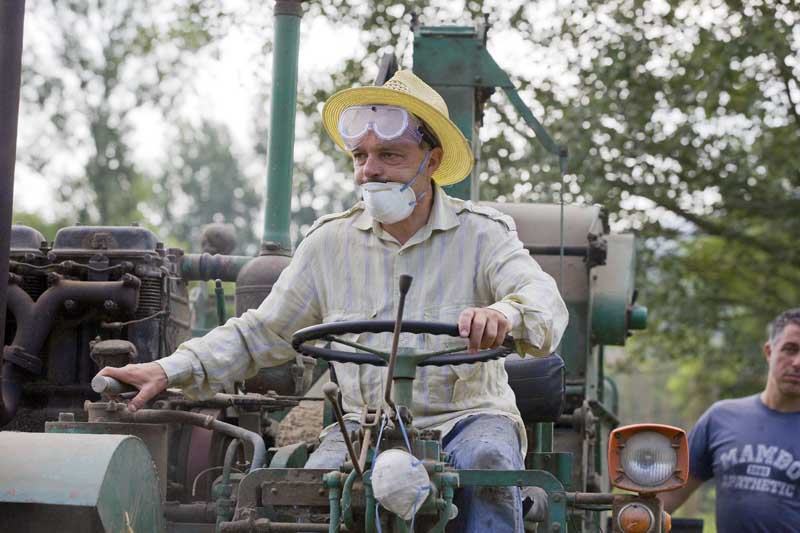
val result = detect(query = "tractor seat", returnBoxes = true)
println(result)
[504,353,565,423]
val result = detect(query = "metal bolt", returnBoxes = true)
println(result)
[103,299,117,311]
[64,299,77,311]
[270,487,278,495]
[551,524,561,532]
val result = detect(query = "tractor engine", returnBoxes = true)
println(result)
[3,224,190,431]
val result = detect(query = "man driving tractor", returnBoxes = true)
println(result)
[99,70,568,532]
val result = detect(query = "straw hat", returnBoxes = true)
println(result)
[321,70,474,186]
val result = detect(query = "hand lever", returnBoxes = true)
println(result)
[322,382,362,476]
[383,274,412,413]
[91,375,137,396]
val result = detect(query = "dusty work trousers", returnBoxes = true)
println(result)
[305,414,524,533]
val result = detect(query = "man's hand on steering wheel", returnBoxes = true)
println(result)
[458,307,512,353]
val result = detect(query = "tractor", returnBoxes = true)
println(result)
[0,2,698,532]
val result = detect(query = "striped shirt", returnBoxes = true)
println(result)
[157,186,568,451]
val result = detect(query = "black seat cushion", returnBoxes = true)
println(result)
[504,353,565,423]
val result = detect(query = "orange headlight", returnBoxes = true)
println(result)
[608,424,688,494]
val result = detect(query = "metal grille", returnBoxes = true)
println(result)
[136,276,162,318]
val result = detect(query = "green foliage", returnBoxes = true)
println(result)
[11,211,71,242]
[20,0,225,225]
[155,121,262,255]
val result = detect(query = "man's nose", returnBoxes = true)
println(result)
[363,153,383,180]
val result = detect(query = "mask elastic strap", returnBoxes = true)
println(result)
[401,151,432,206]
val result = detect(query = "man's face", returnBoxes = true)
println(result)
[351,132,436,197]
[765,322,800,399]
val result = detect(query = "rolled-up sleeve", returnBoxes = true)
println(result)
[485,226,568,357]
[156,236,323,399]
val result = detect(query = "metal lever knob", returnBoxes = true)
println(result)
[91,375,137,395]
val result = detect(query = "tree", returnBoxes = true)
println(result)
[18,0,229,225]
[155,121,262,255]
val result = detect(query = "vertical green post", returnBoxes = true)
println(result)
[535,422,554,453]
[434,87,478,201]
[263,0,303,251]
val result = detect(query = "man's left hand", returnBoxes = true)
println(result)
[458,307,511,353]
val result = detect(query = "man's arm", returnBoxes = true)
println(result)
[480,223,568,356]
[97,235,323,407]
[658,476,704,513]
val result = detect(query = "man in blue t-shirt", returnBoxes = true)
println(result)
[659,308,800,532]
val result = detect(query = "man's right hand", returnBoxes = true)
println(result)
[97,362,168,412]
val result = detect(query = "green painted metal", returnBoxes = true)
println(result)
[591,234,637,345]
[629,304,648,330]
[324,472,343,533]
[263,0,303,251]
[413,24,566,201]
[269,442,309,468]
[340,468,358,531]
[214,280,227,325]
[535,422,554,453]
[530,452,574,490]
[0,432,164,532]
[457,469,567,530]
[363,473,377,533]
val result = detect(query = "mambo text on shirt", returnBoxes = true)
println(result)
[718,443,800,498]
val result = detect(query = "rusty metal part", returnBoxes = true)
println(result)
[235,468,334,516]
[323,382,361,476]
[234,247,290,316]
[89,338,137,369]
[181,253,253,282]
[1,276,140,426]
[220,518,329,532]
[164,501,218,523]
[0,1,26,361]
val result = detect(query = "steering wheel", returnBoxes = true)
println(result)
[291,320,514,367]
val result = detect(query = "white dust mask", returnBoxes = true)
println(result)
[360,151,430,225]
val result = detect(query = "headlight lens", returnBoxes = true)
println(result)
[620,431,677,487]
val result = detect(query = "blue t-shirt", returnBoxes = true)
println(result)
[689,394,800,533]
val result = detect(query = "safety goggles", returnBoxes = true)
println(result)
[338,105,436,150]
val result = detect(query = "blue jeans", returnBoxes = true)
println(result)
[443,414,524,533]
[305,414,524,533]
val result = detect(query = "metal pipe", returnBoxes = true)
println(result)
[163,502,217,523]
[125,409,267,473]
[262,0,304,251]
[222,438,241,485]
[0,1,26,379]
[566,492,615,505]
[220,519,330,532]
[180,253,253,281]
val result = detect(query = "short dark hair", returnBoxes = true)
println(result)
[768,308,800,345]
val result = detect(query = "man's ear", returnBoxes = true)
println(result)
[426,146,444,176]
[764,340,773,364]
